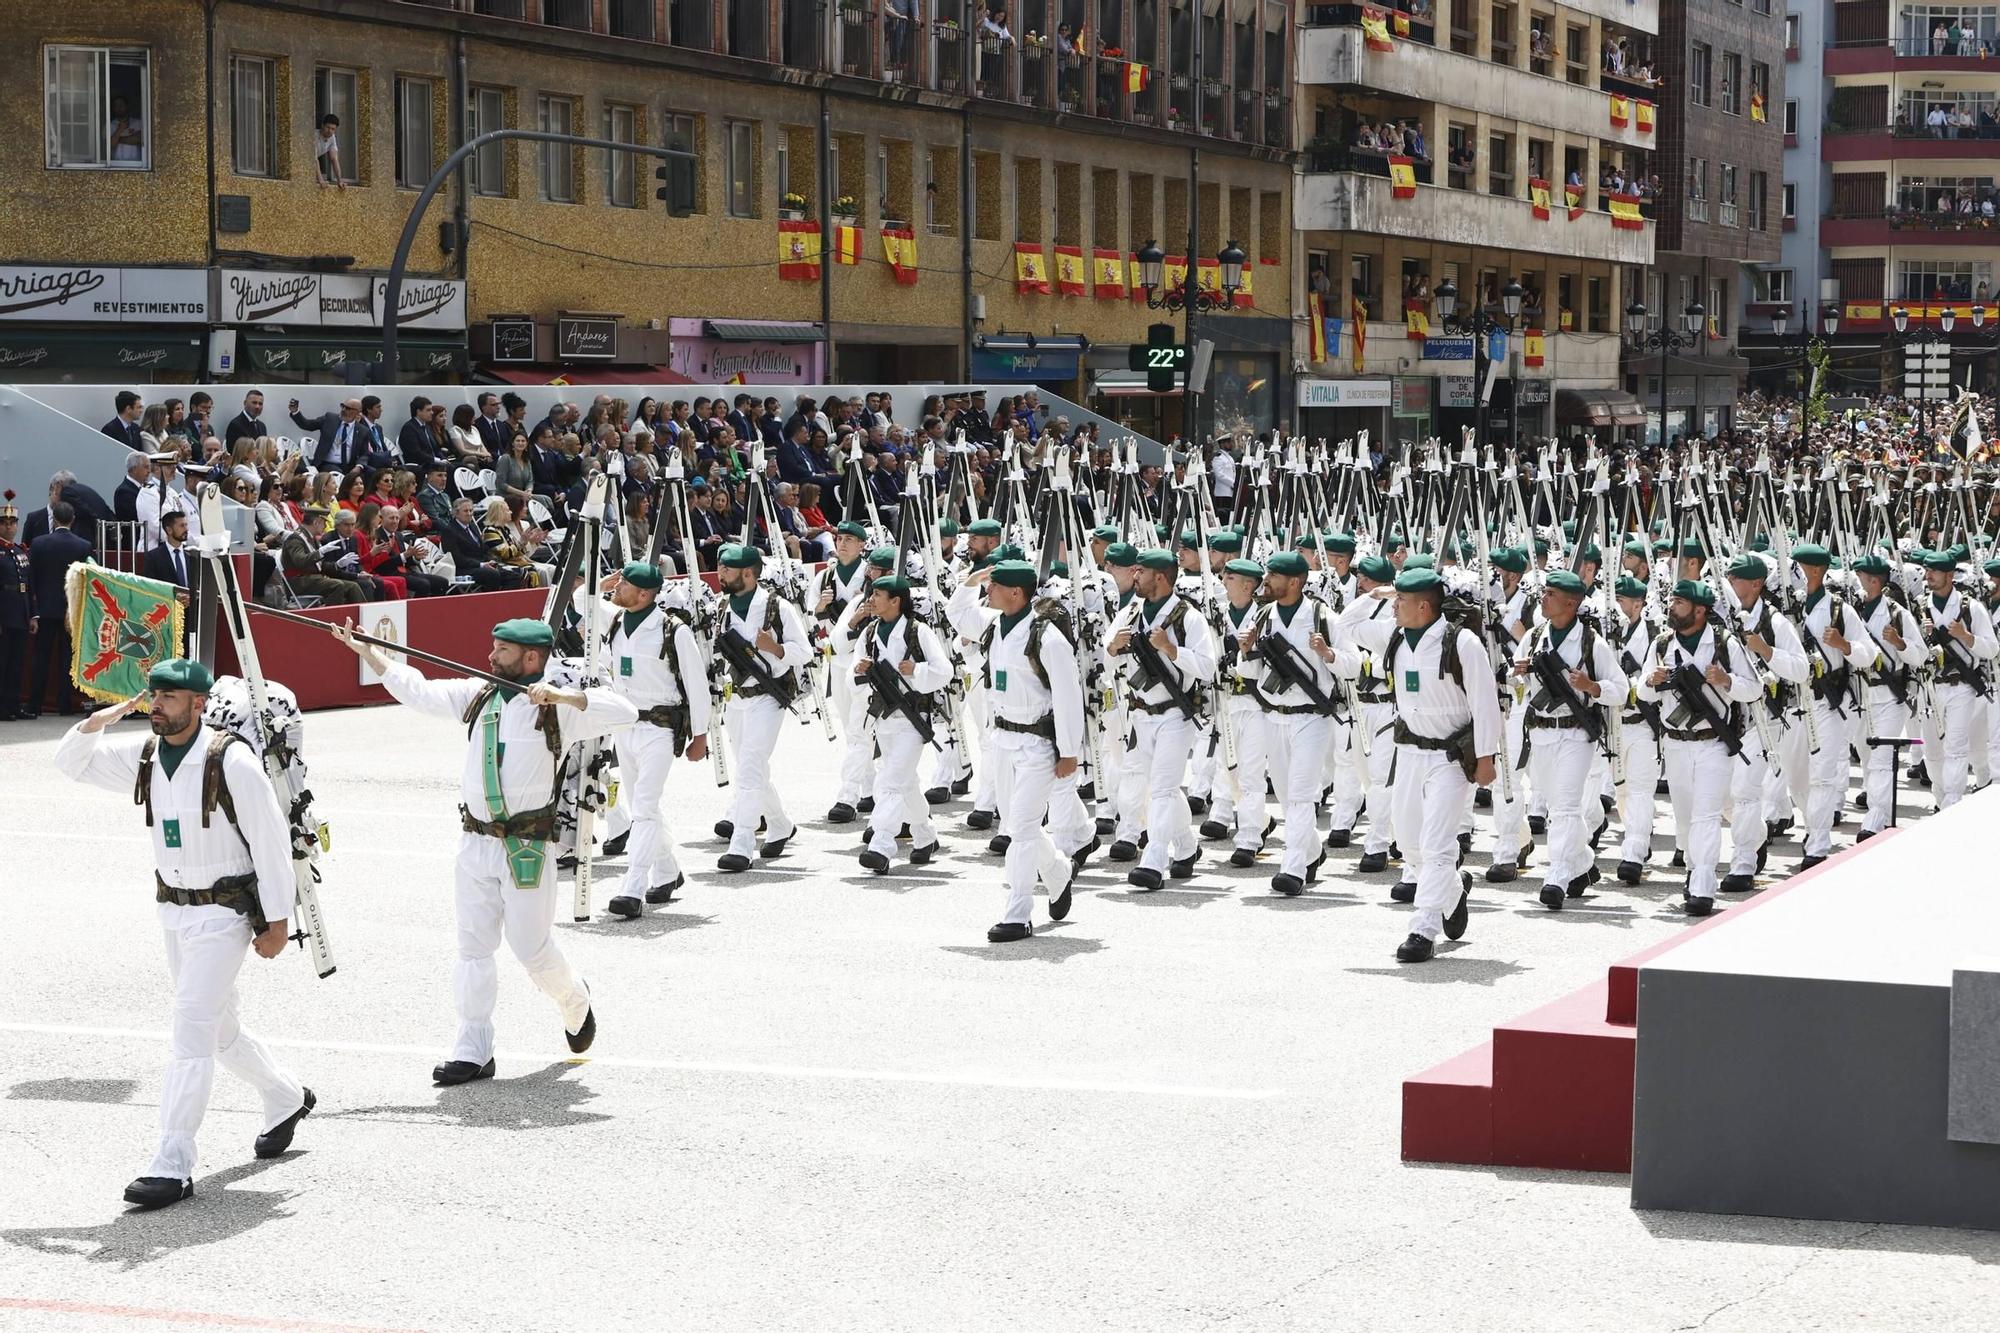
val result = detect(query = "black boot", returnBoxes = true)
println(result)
[859,849,890,875]
[1390,880,1417,904]
[987,834,1012,856]
[986,921,1032,943]
[1395,933,1435,963]
[1229,847,1257,867]
[1720,873,1755,893]
[608,895,643,918]
[1485,861,1518,884]
[123,1176,194,1209]
[645,875,684,904]
[1539,884,1566,911]
[1272,873,1305,897]
[1199,819,1230,841]
[924,785,950,805]
[1169,852,1198,880]
[1108,839,1139,862]
[433,1057,496,1086]
[826,802,857,824]
[1442,873,1472,940]
[1325,827,1352,849]
[1358,851,1389,873]
[857,796,876,814]
[254,1088,315,1159]
[600,831,629,857]
[1616,860,1643,884]
[966,808,996,831]
[1126,866,1164,890]
[1683,895,1715,917]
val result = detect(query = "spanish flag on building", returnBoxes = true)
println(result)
[1404,299,1430,340]
[1559,308,1574,331]
[1523,329,1545,368]
[1530,177,1552,220]
[1609,95,1629,128]
[1125,62,1149,93]
[1196,258,1222,296]
[1388,155,1417,198]
[882,226,918,284]
[831,223,861,266]
[1351,297,1368,372]
[1635,100,1654,133]
[777,219,821,281]
[1164,254,1189,293]
[1092,248,1126,299]
[1392,10,1410,35]
[1014,242,1050,294]
[1707,315,1724,340]
[1360,6,1395,51]
[1750,92,1767,122]
[1129,256,1147,303]
[1608,193,1645,229]
[1233,262,1254,309]
[1055,245,1087,296]
[1307,293,1328,363]
[1564,183,1585,221]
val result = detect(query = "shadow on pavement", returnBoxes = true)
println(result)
[6,1078,140,1105]
[1,1158,295,1270]
[327,1060,610,1130]
[563,912,718,939]
[1633,1208,2000,1262]
[1239,892,1363,911]
[940,933,1107,963]
[1345,955,1533,986]
[1093,888,1228,909]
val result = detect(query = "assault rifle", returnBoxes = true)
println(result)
[716,627,803,711]
[1668,663,1745,759]
[859,654,942,750]
[1620,647,1665,740]
[1125,621,1201,722]
[1529,646,1604,744]
[1255,622,1340,716]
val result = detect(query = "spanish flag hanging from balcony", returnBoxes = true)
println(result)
[1233,263,1254,309]
[1165,254,1189,294]
[1392,10,1411,35]
[1014,242,1050,294]
[1352,297,1368,373]
[1530,177,1552,220]
[1609,193,1645,229]
[1092,249,1126,299]
[1564,183,1585,221]
[1125,62,1149,93]
[1559,308,1574,331]
[1388,156,1418,198]
[1609,95,1630,129]
[1129,256,1147,303]
[1707,315,1723,340]
[1196,258,1222,297]
[1635,100,1654,133]
[1750,92,1767,122]
[778,219,822,281]
[1360,7,1395,51]
[831,223,861,266]
[1523,329,1545,368]
[882,226,919,284]
[1404,298,1430,340]
[1055,245,1087,296]
[1307,293,1328,363]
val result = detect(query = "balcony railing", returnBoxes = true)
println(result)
[1687,196,1709,222]
[1719,201,1739,226]
[1304,4,1438,46]
[1838,36,2000,57]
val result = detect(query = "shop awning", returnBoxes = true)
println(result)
[1091,370,1182,397]
[0,328,206,375]
[703,319,824,342]
[241,333,468,377]
[1556,388,1649,427]
[481,364,693,386]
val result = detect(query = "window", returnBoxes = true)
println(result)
[395,76,434,189]
[603,103,637,207]
[1753,0,1771,13]
[1721,52,1742,116]
[877,146,891,221]
[1690,43,1712,109]
[1896,259,1992,302]
[924,149,938,230]
[314,67,360,183]
[1784,13,1800,49]
[1766,269,1793,303]
[1708,280,1727,335]
[776,141,790,202]
[662,112,699,214]
[1748,170,1767,228]
[537,95,574,202]
[467,87,506,196]
[44,45,151,169]
[230,55,277,177]
[1687,155,1708,221]
[1719,164,1739,226]
[1782,181,1797,218]
[1783,99,1799,136]
[724,118,754,217]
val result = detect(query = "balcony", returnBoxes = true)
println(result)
[1295,168,1654,264]
[1305,0,1658,33]
[1826,37,2000,76]
[1822,125,2000,162]
[1298,24,1656,148]
[1822,207,2000,247]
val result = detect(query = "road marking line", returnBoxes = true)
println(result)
[0,1022,1283,1101]
[0,1297,425,1333]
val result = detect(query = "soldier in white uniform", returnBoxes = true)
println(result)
[830,546,899,824]
[1330,554,1399,867]
[1340,567,1501,963]
[56,659,311,1210]
[1483,547,1539,883]
[337,617,637,1081]
[1508,570,1627,910]
[1786,544,1876,869]
[578,561,711,918]
[1207,556,1272,862]
[1912,548,1998,810]
[853,574,954,873]
[948,560,1085,941]
[1236,550,1341,896]
[709,544,814,871]
[1849,554,1928,839]
[1177,530,1230,819]
[1609,574,1664,883]
[1094,543,1141,837]
[1720,554,1808,892]
[810,521,876,823]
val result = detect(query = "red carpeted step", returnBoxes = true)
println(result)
[1490,979,1636,1172]
[1401,1039,1494,1165]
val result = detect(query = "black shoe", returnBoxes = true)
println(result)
[897,824,913,840]
[717,853,751,872]
[1601,794,1616,813]
[1199,818,1230,841]
[988,834,1012,856]
[1187,794,1210,815]
[1798,854,1826,871]
[760,834,790,860]
[1069,836,1100,871]
[600,831,629,857]
[1856,828,1876,842]
[1108,839,1138,862]
[859,848,890,874]
[1756,843,1768,873]
[1272,873,1305,896]
[1485,861,1518,884]
[1388,842,1401,860]
[1095,816,1117,836]
[1912,763,1931,788]
[1656,778,1670,797]
[1229,847,1257,867]
[433,1057,497,1086]
[1306,852,1326,884]
[826,802,857,824]
[566,1005,596,1055]
[1475,787,1493,809]
[1458,831,1472,855]
[1720,873,1755,892]
[1389,881,1417,904]
[1539,884,1566,911]
[1588,823,1606,853]
[987,921,1032,943]
[608,895,643,919]
[1396,933,1435,963]
[966,808,995,831]
[1127,867,1164,890]
[1670,850,1686,868]
[254,1088,315,1159]
[1683,895,1715,917]
[1442,873,1472,940]
[645,875,683,905]
[924,786,950,805]
[1528,814,1548,836]
[910,841,940,865]
[857,796,876,814]
[1856,792,1869,811]
[1358,851,1388,873]
[1326,827,1352,849]
[714,819,733,839]
[122,1176,193,1209]
[1169,852,1198,880]
[952,776,972,795]
[1049,882,1074,922]
[1617,860,1643,884]
[556,853,579,871]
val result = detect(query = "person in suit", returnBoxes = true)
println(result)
[26,500,90,717]
[685,481,725,571]
[437,495,518,590]
[398,397,441,472]
[277,507,365,605]
[357,396,391,467]
[223,390,269,449]
[143,511,199,592]
[0,494,32,719]
[102,390,146,450]
[473,392,510,459]
[114,452,151,526]
[297,397,365,470]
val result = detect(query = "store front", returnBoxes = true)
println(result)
[968,336,1086,399]
[218,268,468,384]
[0,264,210,382]
[1203,315,1290,439]
[1297,377,1392,450]
[670,318,826,385]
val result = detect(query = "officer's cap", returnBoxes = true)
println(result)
[1265,551,1309,578]
[1670,579,1716,608]
[1104,542,1139,568]
[1136,548,1178,573]
[988,560,1038,589]
[1223,558,1265,580]
[1544,570,1587,596]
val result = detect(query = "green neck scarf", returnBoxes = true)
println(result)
[875,615,901,645]
[729,590,757,620]
[1228,603,1252,627]
[621,606,654,638]
[156,732,199,781]
[1275,599,1302,627]
[1674,630,1705,656]
[1402,623,1429,650]
[1142,596,1169,622]
[998,608,1031,639]
[836,557,863,584]
[1547,621,1573,650]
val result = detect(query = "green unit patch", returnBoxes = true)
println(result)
[162,818,182,848]
[1405,670,1421,693]
[994,669,1008,691]
[621,656,633,677]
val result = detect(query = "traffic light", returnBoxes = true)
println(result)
[1126,321,1186,393]
[655,135,696,217]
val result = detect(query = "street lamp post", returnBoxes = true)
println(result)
[1890,303,1956,405]
[1769,300,1841,397]
[1434,276,1523,449]
[1137,239,1247,442]
[1626,299,1704,446]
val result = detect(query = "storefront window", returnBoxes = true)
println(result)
[1206,353,1275,436]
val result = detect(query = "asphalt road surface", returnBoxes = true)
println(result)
[1,703,1992,1332]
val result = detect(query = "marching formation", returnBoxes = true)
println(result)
[51,424,2000,1210]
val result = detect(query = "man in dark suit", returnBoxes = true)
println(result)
[398,396,440,472]
[21,470,110,551]
[143,511,198,593]
[357,395,391,467]
[223,389,269,449]
[26,500,90,717]
[101,390,145,450]
[684,481,725,571]
[0,494,31,719]
[437,495,516,589]
[297,397,365,471]
[113,452,151,525]
[474,392,509,458]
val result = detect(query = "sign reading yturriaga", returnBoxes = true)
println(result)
[218,269,467,329]
[0,266,211,323]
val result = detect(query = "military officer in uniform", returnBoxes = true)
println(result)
[1236,550,1340,896]
[811,521,876,823]
[1912,548,1997,811]
[1208,556,1272,864]
[1721,553,1808,890]
[1787,544,1876,869]
[853,573,953,874]
[0,493,31,719]
[1609,574,1664,882]
[1849,554,1927,839]
[1330,553,1399,866]
[711,544,813,871]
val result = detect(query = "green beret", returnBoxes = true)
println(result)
[1949,542,1971,562]
[1209,532,1243,554]
[147,657,214,693]
[1615,575,1648,599]
[1533,537,1551,556]
[967,519,1003,538]
[1725,554,1768,582]
[1623,538,1649,558]
[939,520,959,539]
[1750,534,1771,553]
[1985,559,2000,580]
[1382,535,1406,554]
[1228,523,1249,536]
[988,560,1038,589]
[1092,524,1119,542]
[835,520,867,540]
[1153,523,1170,541]
[1104,542,1139,568]
[1851,554,1891,579]
[1792,543,1831,567]
[1561,520,1578,539]
[1491,547,1528,574]
[621,561,663,590]
[1578,544,1602,565]
[1178,528,1201,550]
[1224,558,1266,579]
[492,617,556,648]
[1679,538,1705,559]
[1050,560,1069,579]
[1393,568,1443,593]
[1544,570,1587,596]
[1266,551,1309,578]
[867,545,897,569]
[1355,554,1395,584]
[719,544,763,569]
[1922,549,1959,573]
[1326,532,1358,555]
[1403,553,1436,570]
[1670,579,1716,608]
[1136,548,1177,573]
[993,543,1025,562]
[871,574,911,596]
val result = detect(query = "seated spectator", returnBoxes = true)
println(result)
[481,496,550,587]
[370,506,449,597]
[279,506,366,605]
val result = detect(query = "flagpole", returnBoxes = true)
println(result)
[243,603,518,689]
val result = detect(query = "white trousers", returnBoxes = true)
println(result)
[1127,712,1198,871]
[832,665,874,804]
[1918,680,1979,810]
[1862,692,1911,833]
[1389,747,1470,941]
[1209,700,1269,849]
[150,913,303,1180]
[1795,700,1851,856]
[1617,724,1661,863]
[1490,702,1530,859]
[1264,713,1333,877]
[1727,733,1772,875]
[724,695,795,856]
[606,723,681,896]
[1337,702,1396,852]
[1525,728,1596,887]
[1662,738,1732,899]
[867,716,938,860]
[991,741,1070,925]
[452,832,591,1064]
[1189,723,1220,799]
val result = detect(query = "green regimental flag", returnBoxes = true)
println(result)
[65,561,186,708]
